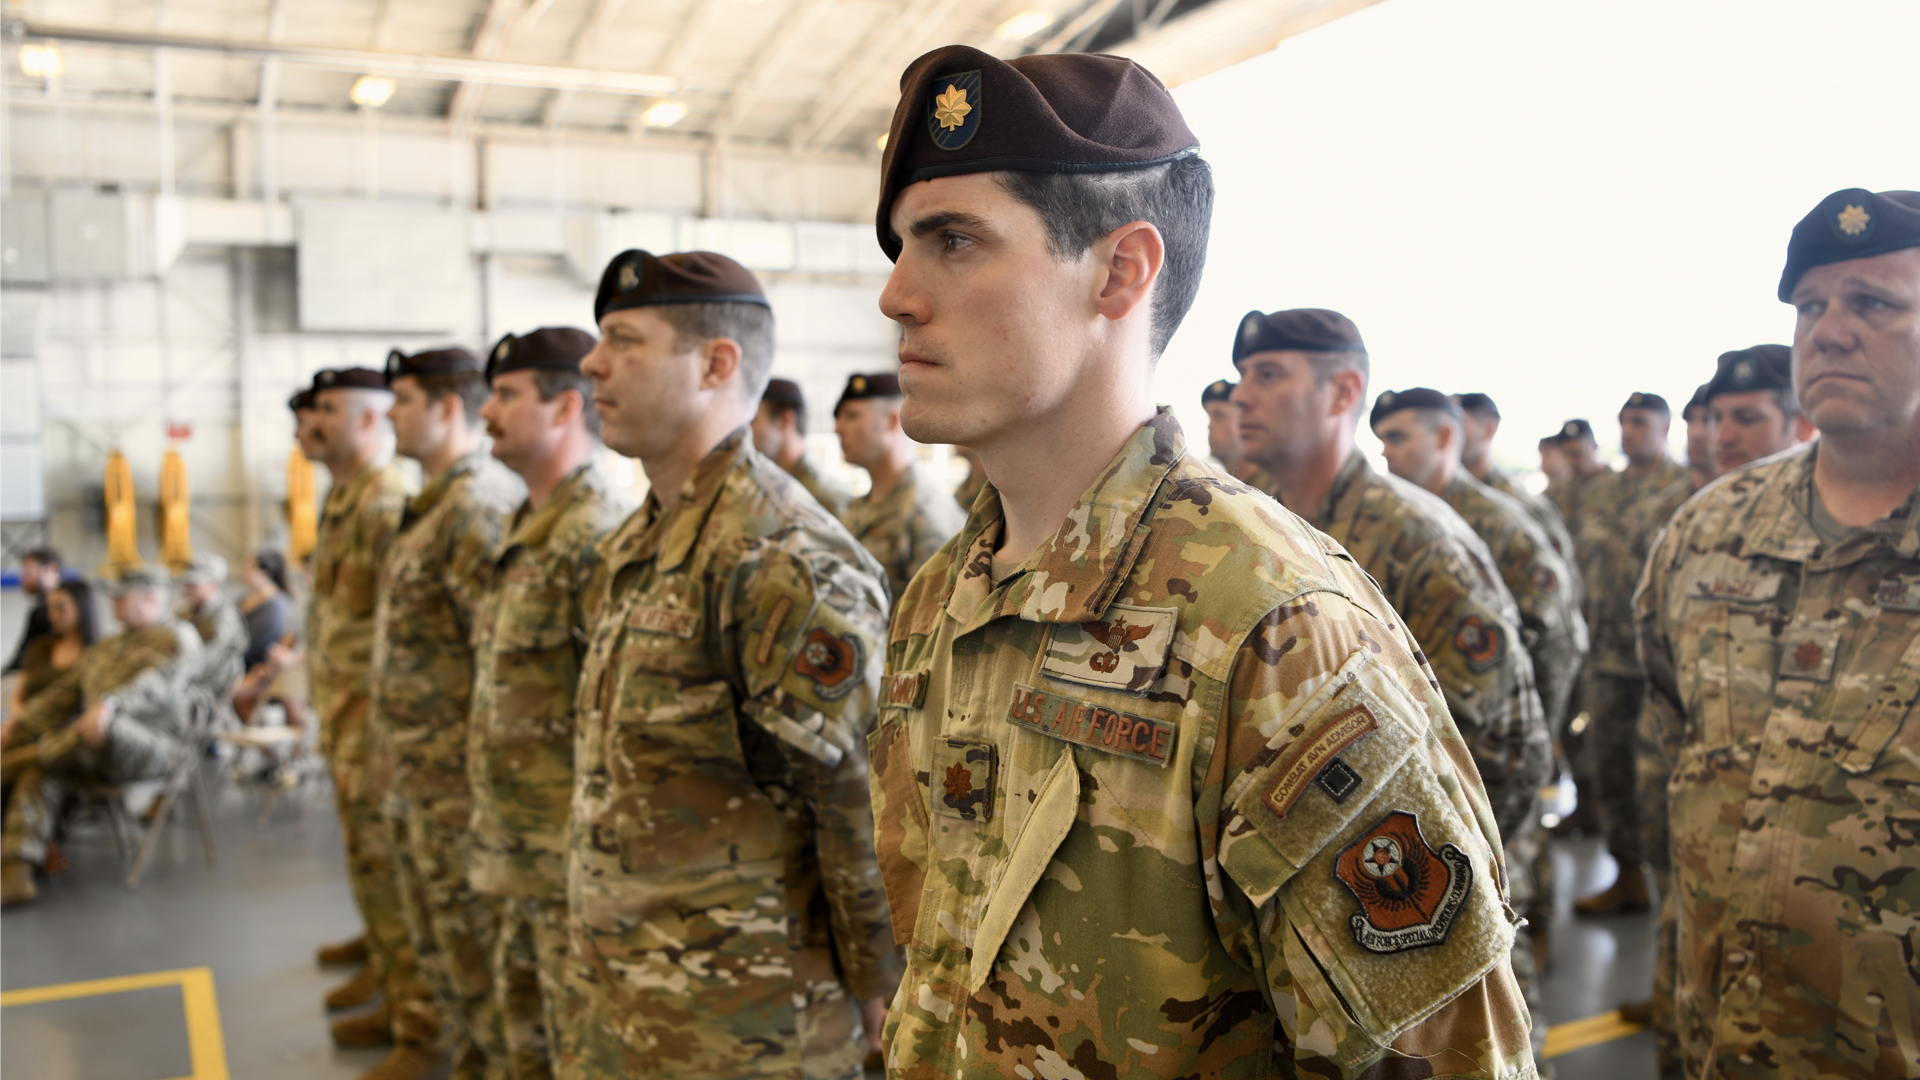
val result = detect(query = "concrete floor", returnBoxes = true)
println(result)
[1,772,1662,1079]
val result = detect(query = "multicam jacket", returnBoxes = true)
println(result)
[185,592,248,709]
[309,460,413,760]
[1481,465,1580,590]
[370,451,518,801]
[788,453,854,522]
[1439,474,1589,736]
[8,619,203,767]
[842,461,967,604]
[1578,459,1690,676]
[469,464,631,899]
[1636,444,1920,1078]
[873,411,1532,1080]
[566,427,902,1079]
[1296,452,1552,840]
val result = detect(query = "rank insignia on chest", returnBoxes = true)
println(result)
[1007,682,1175,766]
[1335,810,1473,954]
[930,738,995,821]
[1778,625,1839,682]
[795,626,864,701]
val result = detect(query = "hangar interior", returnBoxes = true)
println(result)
[2,2,1659,1078]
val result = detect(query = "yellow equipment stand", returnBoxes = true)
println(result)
[160,446,194,572]
[101,450,144,578]
[287,445,317,563]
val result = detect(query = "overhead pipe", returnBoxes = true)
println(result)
[7,19,679,97]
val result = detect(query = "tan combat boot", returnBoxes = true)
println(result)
[356,1045,447,1080]
[330,1003,396,1047]
[1,860,35,907]
[317,932,370,966]
[325,965,383,1010]
[1574,861,1652,915]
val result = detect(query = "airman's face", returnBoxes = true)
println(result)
[481,370,563,474]
[1203,401,1238,462]
[1790,247,1920,440]
[1618,407,1669,460]
[293,408,323,459]
[46,589,78,635]
[834,399,894,470]
[1374,411,1447,489]
[878,173,1098,447]
[749,401,786,458]
[1231,351,1341,471]
[580,307,706,461]
[387,376,452,463]
[1683,404,1715,472]
[1710,390,1798,472]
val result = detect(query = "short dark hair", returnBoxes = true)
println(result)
[653,303,778,398]
[22,547,61,569]
[411,371,490,427]
[529,368,601,437]
[53,578,99,646]
[995,155,1215,358]
[252,550,290,595]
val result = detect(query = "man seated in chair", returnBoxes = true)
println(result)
[177,553,248,727]
[0,567,203,906]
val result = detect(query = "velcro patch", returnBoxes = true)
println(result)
[1263,705,1379,819]
[1779,625,1840,682]
[884,671,927,709]
[1451,615,1504,673]
[1334,810,1472,954]
[1007,683,1174,767]
[1315,759,1362,803]
[1689,572,1783,604]
[1876,576,1920,612]
[627,605,698,638]
[794,627,864,701]
[1041,603,1177,692]
[504,564,545,584]
[930,738,995,821]
[754,595,793,666]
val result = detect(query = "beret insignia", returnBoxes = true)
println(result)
[1561,421,1579,438]
[617,260,640,292]
[1335,810,1473,953]
[850,375,867,393]
[927,70,982,151]
[1734,360,1752,380]
[1834,203,1871,241]
[494,340,510,361]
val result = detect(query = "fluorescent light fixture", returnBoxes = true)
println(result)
[350,75,395,107]
[20,43,62,78]
[641,100,687,128]
[996,10,1052,39]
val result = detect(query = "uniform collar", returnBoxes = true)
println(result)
[322,457,394,520]
[861,461,925,515]
[940,407,1185,631]
[407,450,487,519]
[610,426,752,576]
[502,462,604,555]
[1741,443,1920,564]
[1308,448,1376,531]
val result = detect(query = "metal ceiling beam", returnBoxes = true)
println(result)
[9,18,680,96]
[621,0,728,133]
[719,0,838,130]
[1034,0,1128,52]
[541,0,631,126]
[790,0,967,153]
[449,0,532,126]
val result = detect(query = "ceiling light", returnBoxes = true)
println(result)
[996,10,1052,39]
[350,75,395,107]
[876,132,888,151]
[641,100,687,128]
[20,43,62,79]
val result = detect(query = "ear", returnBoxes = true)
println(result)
[700,337,743,390]
[1436,421,1457,451]
[550,386,584,430]
[1093,220,1164,324]
[1328,368,1367,418]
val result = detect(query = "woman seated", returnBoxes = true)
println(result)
[230,551,306,729]
[4,579,96,718]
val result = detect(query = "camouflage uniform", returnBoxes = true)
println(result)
[873,411,1533,1079]
[1575,460,1690,875]
[469,464,631,1080]
[954,468,987,515]
[1636,444,1920,1077]
[3,620,202,866]
[1544,471,1605,540]
[841,461,967,604]
[788,453,853,522]
[562,428,903,1080]
[185,591,248,719]
[309,459,422,1040]
[1481,465,1581,593]
[372,451,518,1060]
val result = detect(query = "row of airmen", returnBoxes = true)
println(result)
[6,40,1917,1080]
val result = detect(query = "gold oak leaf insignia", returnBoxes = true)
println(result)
[1837,204,1870,236]
[934,85,972,131]
[943,762,973,802]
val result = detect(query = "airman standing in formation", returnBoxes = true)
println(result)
[834,372,967,602]
[1457,392,1580,571]
[1200,377,1271,488]
[1680,383,1717,492]
[1638,187,1920,1079]
[752,377,854,519]
[1571,394,1690,918]
[177,553,248,719]
[369,347,522,1080]
[1,569,202,905]
[467,327,630,1080]
[1543,418,1610,534]
[564,249,900,1078]
[302,368,427,1047]
[869,46,1531,1078]
[1705,343,1813,474]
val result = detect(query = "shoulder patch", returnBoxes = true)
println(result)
[1263,705,1378,819]
[1530,565,1557,593]
[1451,615,1503,672]
[1334,810,1473,954]
[794,626,864,701]
[1041,602,1177,692]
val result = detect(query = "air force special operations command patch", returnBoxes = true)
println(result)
[1335,810,1474,954]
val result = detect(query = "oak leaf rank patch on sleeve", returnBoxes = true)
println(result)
[1334,810,1473,954]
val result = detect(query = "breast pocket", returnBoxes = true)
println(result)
[1676,597,1784,750]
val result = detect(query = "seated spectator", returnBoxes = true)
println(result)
[177,555,247,720]
[1,568,203,906]
[5,580,96,717]
[237,551,293,671]
[4,549,65,677]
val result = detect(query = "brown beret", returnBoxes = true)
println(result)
[384,347,483,385]
[1200,379,1235,406]
[876,45,1200,259]
[486,328,597,384]
[1622,391,1670,416]
[1454,392,1499,419]
[288,387,316,413]
[313,367,387,393]
[1778,188,1920,301]
[1557,419,1595,442]
[594,249,768,323]
[1371,387,1460,429]
[1233,308,1365,362]
[1684,382,1712,416]
[834,372,902,416]
[762,378,806,411]
[1705,344,1792,400]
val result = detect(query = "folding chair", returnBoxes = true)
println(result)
[93,700,221,890]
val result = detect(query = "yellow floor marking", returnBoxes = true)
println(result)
[1,966,228,1080]
[1542,1008,1646,1058]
